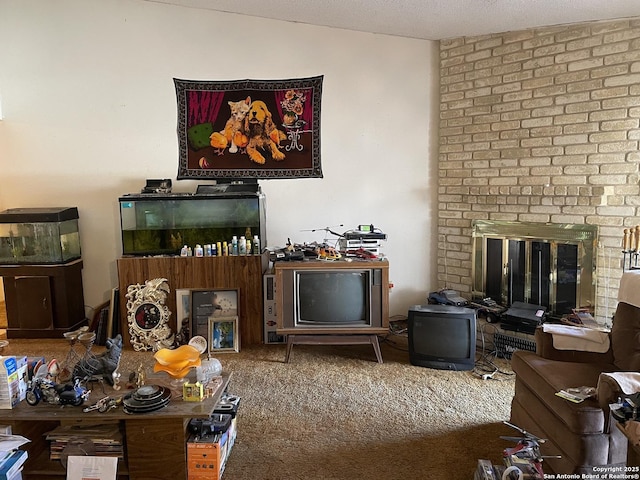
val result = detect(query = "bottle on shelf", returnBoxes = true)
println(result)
[231,236,239,256]
[239,236,247,255]
[253,235,260,254]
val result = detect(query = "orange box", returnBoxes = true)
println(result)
[187,430,230,480]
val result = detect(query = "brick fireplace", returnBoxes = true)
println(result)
[438,18,640,324]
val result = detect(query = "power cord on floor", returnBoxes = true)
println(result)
[473,319,514,381]
[381,315,409,352]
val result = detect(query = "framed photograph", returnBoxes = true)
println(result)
[174,75,323,180]
[208,316,239,353]
[190,289,239,340]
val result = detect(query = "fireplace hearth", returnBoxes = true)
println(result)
[471,221,598,317]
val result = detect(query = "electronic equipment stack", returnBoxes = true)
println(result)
[187,393,240,480]
[338,225,387,257]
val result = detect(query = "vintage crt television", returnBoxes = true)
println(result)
[407,304,477,371]
[275,261,389,335]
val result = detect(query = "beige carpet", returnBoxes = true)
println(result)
[1,332,517,480]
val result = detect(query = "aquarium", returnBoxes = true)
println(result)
[0,207,81,264]
[119,191,267,256]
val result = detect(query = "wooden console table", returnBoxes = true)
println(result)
[117,255,268,347]
[0,374,230,480]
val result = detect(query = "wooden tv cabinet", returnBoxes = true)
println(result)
[275,260,390,362]
[0,374,230,480]
[117,254,269,347]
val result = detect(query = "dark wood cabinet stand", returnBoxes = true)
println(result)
[0,259,86,338]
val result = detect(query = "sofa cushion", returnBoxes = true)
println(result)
[511,350,617,434]
[611,301,640,371]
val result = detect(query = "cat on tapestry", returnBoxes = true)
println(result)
[223,96,251,153]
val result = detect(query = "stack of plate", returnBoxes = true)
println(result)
[123,385,171,414]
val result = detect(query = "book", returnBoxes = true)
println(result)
[555,386,596,403]
[0,435,30,466]
[0,450,27,480]
[44,425,123,460]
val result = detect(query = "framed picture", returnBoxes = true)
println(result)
[190,289,239,340]
[174,75,323,180]
[175,289,192,342]
[208,316,239,353]
[107,287,120,339]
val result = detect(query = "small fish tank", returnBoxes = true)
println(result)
[0,207,81,264]
[119,188,266,256]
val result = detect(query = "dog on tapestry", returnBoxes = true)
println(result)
[243,100,287,164]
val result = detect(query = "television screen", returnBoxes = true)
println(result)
[295,270,369,325]
[408,304,476,371]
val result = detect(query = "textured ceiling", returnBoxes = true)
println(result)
[144,0,640,40]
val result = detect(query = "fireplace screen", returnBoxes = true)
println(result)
[472,221,598,316]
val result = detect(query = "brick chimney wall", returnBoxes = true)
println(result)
[438,18,640,322]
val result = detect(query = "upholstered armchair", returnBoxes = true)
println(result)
[509,270,640,474]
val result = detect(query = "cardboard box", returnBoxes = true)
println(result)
[15,357,28,403]
[187,424,235,480]
[226,418,237,453]
[0,357,20,409]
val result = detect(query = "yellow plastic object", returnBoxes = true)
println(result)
[153,357,202,379]
[153,345,201,366]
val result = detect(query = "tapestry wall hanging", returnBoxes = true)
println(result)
[175,75,323,180]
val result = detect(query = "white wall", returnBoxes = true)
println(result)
[0,0,439,317]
